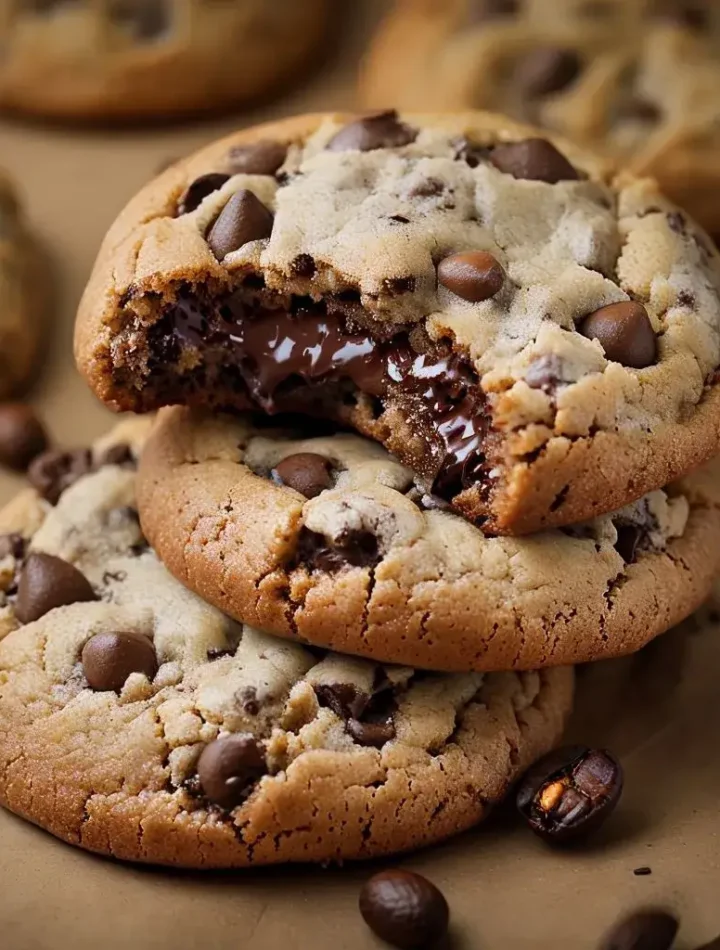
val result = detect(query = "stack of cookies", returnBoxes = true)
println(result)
[2,109,720,869]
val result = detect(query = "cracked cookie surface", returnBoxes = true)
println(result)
[0,168,44,399]
[0,0,330,120]
[0,418,572,867]
[75,111,720,535]
[136,407,720,672]
[361,0,720,233]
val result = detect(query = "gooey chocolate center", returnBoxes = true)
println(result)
[149,287,491,501]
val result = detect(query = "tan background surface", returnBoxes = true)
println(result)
[0,4,718,948]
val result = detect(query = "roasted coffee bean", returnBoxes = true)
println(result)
[178,173,230,215]
[579,301,657,368]
[27,447,93,505]
[437,250,505,302]
[599,909,679,950]
[516,47,582,98]
[326,110,417,152]
[315,683,370,720]
[206,189,273,260]
[197,734,266,809]
[359,869,449,950]
[491,138,580,183]
[0,404,48,472]
[82,631,158,692]
[517,745,623,842]
[273,452,333,498]
[15,552,97,624]
[347,718,395,748]
[226,140,287,176]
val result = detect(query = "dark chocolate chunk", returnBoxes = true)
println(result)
[0,404,48,472]
[453,137,491,168]
[515,47,582,98]
[290,253,316,278]
[206,190,273,260]
[226,141,288,177]
[196,734,266,809]
[517,745,623,843]
[273,452,333,499]
[178,173,230,216]
[578,301,657,368]
[0,533,26,560]
[82,631,158,692]
[614,524,643,563]
[326,111,417,152]
[359,870,450,950]
[346,718,395,748]
[491,138,580,183]
[297,527,380,572]
[599,909,679,950]
[633,867,652,876]
[437,250,505,302]
[15,552,97,624]
[27,448,93,505]
[315,682,370,720]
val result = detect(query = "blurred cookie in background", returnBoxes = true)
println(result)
[0,0,332,121]
[360,0,720,233]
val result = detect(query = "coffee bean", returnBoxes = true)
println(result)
[315,683,370,720]
[516,47,582,98]
[517,746,623,842]
[82,631,158,692]
[15,552,96,624]
[226,140,287,176]
[437,250,505,302]
[491,138,580,183]
[0,404,48,472]
[197,734,266,809]
[206,190,273,260]
[326,110,417,152]
[599,909,679,950]
[0,533,26,560]
[578,301,657,368]
[27,447,93,505]
[178,173,230,215]
[347,718,395,748]
[359,870,449,950]
[273,452,333,498]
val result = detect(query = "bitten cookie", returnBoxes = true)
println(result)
[0,1,330,120]
[75,111,720,535]
[137,408,720,673]
[0,420,572,868]
[0,169,44,399]
[361,0,720,233]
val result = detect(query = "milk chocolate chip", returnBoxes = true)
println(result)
[15,552,97,624]
[516,47,582,98]
[0,404,48,471]
[491,138,580,183]
[359,870,450,950]
[326,111,417,152]
[27,447,93,505]
[273,452,333,498]
[82,631,158,692]
[206,189,273,260]
[197,734,266,809]
[437,250,505,302]
[226,140,287,176]
[178,173,230,215]
[579,301,657,368]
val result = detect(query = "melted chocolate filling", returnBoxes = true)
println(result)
[143,286,492,503]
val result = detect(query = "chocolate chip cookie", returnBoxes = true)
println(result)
[136,407,720,672]
[0,169,44,399]
[361,1,720,233]
[0,0,330,120]
[76,111,720,535]
[0,419,572,867]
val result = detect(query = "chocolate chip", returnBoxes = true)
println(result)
[206,190,273,260]
[468,0,519,21]
[517,746,623,843]
[408,178,444,198]
[15,552,97,624]
[297,527,381,572]
[196,734,266,809]
[178,173,230,216]
[226,141,287,177]
[81,631,158,692]
[97,442,135,468]
[0,533,26,560]
[109,0,169,39]
[347,718,395,748]
[359,870,450,950]
[516,47,582,98]
[315,683,370,720]
[326,111,417,152]
[614,524,643,563]
[290,254,316,278]
[453,137,491,168]
[0,404,48,472]
[525,354,565,390]
[437,250,505,302]
[599,910,679,950]
[239,685,259,715]
[27,448,93,505]
[633,867,652,876]
[578,301,657,368]
[273,452,333,499]
[490,138,580,183]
